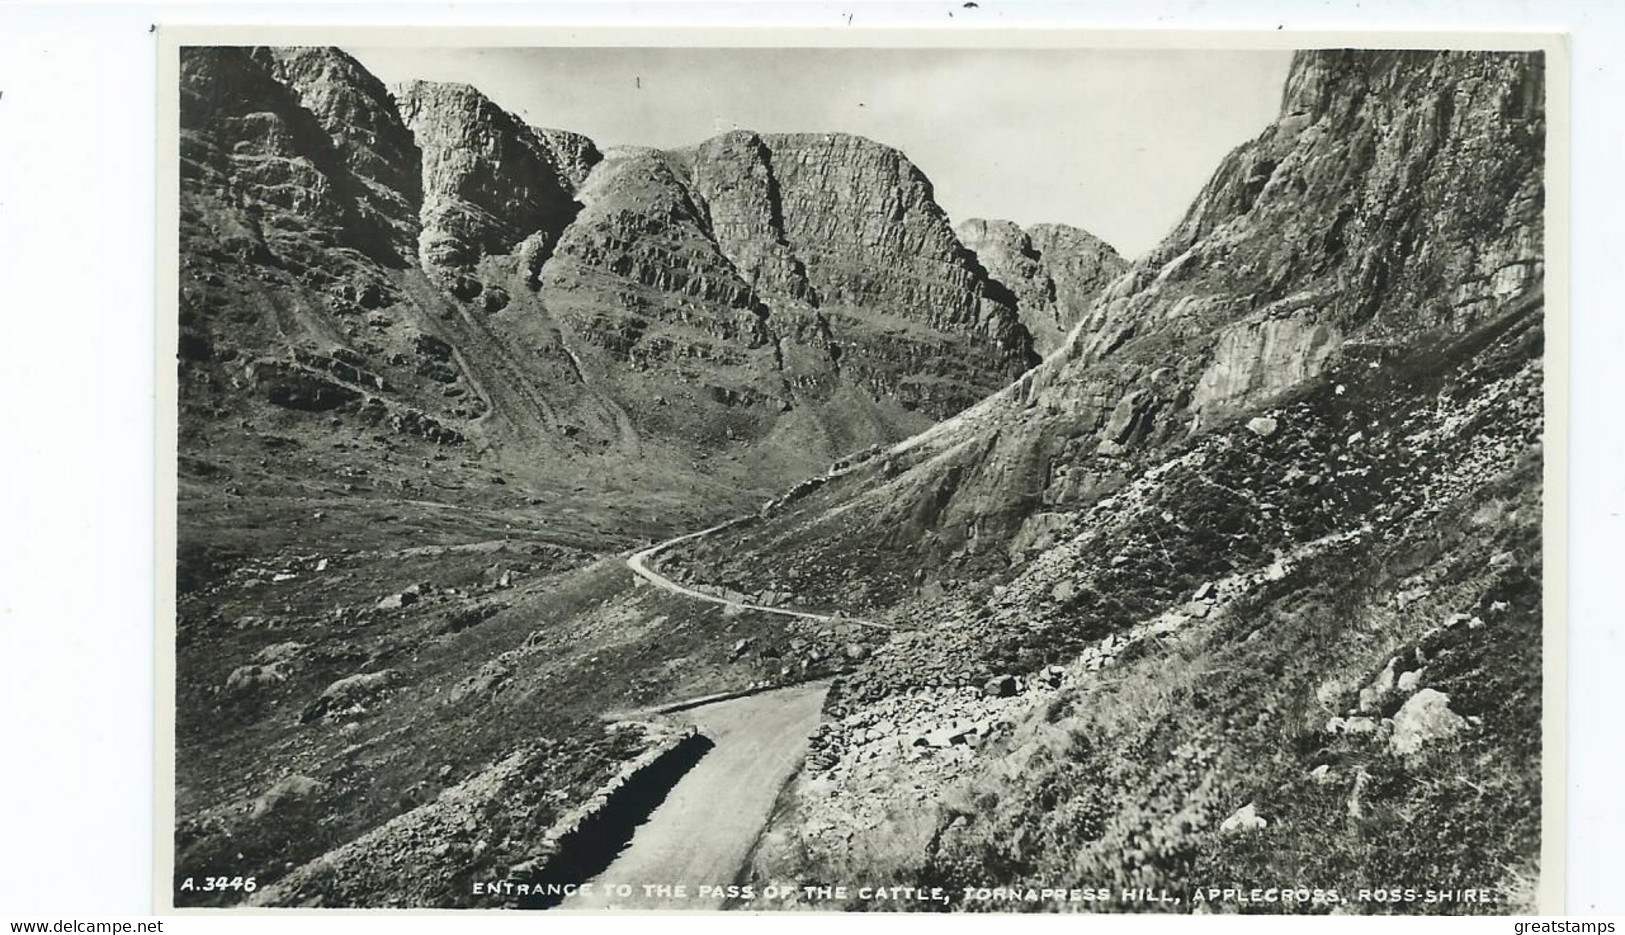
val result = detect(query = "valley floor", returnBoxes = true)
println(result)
[172,475,874,908]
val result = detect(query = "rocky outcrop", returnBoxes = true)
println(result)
[956,219,1053,329]
[300,670,398,724]
[179,47,1048,497]
[1029,224,1125,302]
[957,218,1126,353]
[178,46,417,265]
[531,129,1044,432]
[691,133,1029,353]
[548,131,1039,417]
[686,131,815,309]
[532,127,603,190]
[1390,688,1468,756]
[263,47,423,256]
[1071,50,1544,421]
[708,49,1546,569]
[250,775,327,820]
[546,146,766,328]
[394,80,581,283]
[246,359,361,411]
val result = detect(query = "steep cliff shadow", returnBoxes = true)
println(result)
[519,732,715,910]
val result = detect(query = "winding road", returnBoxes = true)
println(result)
[548,475,906,910]
[548,519,889,909]
[559,681,829,911]
[626,523,891,631]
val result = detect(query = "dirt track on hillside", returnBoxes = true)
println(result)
[626,526,889,630]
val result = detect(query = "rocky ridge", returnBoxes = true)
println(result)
[676,49,1546,582]
[175,44,1548,912]
[395,79,589,292]
[662,48,1548,912]
[177,47,1125,510]
[956,218,1127,353]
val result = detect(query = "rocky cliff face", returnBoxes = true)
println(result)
[177,46,1052,514]
[179,47,420,267]
[176,44,1548,909]
[957,218,1126,353]
[666,49,1546,908]
[728,133,1021,341]
[394,80,584,291]
[546,129,1040,421]
[687,132,816,309]
[263,48,424,250]
[544,145,765,327]
[1071,49,1544,420]
[691,49,1546,570]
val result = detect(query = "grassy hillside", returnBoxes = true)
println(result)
[737,292,1544,914]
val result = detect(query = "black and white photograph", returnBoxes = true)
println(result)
[159,29,1560,913]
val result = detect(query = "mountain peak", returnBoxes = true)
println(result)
[173,45,1548,911]
[956,216,1127,354]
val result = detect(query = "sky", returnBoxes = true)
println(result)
[349,46,1294,260]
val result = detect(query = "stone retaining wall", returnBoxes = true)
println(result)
[507,726,713,908]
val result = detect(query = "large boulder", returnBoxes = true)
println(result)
[224,662,289,696]
[377,589,420,611]
[1220,802,1268,834]
[246,359,361,412]
[253,641,306,665]
[250,774,327,819]
[1389,688,1467,755]
[300,670,397,724]
[449,660,511,705]
[983,674,1020,698]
